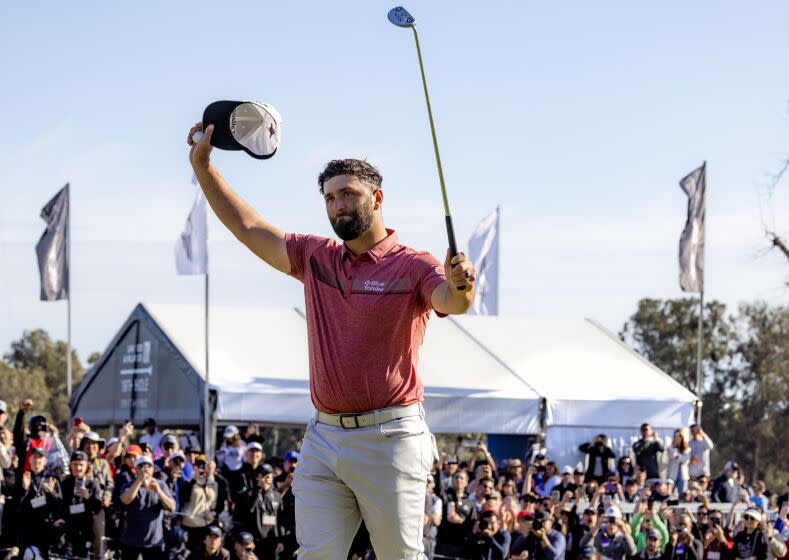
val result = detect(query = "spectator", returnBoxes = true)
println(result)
[580,506,637,560]
[732,508,769,560]
[566,507,597,560]
[472,478,496,511]
[188,526,229,560]
[579,435,616,483]
[712,462,742,504]
[749,481,769,512]
[688,425,714,479]
[618,457,635,485]
[514,510,565,560]
[541,462,563,499]
[140,419,164,456]
[228,532,257,560]
[217,427,245,475]
[424,475,442,560]
[463,508,511,560]
[230,443,265,510]
[81,431,114,556]
[631,502,669,553]
[668,429,691,496]
[554,466,578,497]
[624,479,641,503]
[273,451,297,492]
[244,464,282,559]
[60,450,102,558]
[511,510,535,559]
[119,455,176,560]
[16,447,63,556]
[633,424,664,480]
[436,470,477,558]
[637,528,665,560]
[156,435,194,482]
[179,454,220,552]
[664,517,704,560]
[701,513,732,560]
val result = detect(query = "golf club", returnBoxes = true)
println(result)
[388,6,466,290]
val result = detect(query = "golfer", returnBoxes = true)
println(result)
[187,122,476,560]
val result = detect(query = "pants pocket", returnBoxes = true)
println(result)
[379,416,426,439]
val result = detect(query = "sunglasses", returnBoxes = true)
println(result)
[744,516,758,522]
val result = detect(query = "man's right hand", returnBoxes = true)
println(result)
[188,122,214,169]
[21,471,31,490]
[19,400,33,413]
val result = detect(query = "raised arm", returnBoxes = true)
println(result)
[188,122,290,274]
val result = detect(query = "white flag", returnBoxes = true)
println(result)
[175,184,208,275]
[678,164,706,293]
[468,207,499,315]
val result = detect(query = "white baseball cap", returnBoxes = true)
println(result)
[223,425,239,439]
[743,508,762,521]
[604,506,622,519]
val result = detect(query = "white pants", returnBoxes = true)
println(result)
[292,406,437,560]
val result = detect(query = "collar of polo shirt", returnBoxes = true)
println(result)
[341,229,398,263]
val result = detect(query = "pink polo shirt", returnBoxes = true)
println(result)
[286,229,446,413]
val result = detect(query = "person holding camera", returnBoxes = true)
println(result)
[119,455,176,560]
[579,435,616,484]
[61,450,103,558]
[179,454,222,554]
[510,510,566,560]
[633,424,665,480]
[664,517,703,560]
[580,506,637,560]
[187,526,230,560]
[701,511,732,560]
[464,508,511,560]
[631,500,670,553]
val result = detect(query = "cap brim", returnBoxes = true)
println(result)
[202,100,280,160]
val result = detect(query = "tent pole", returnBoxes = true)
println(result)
[695,290,704,425]
[203,272,211,456]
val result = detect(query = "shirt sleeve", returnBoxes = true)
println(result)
[285,233,330,283]
[412,252,447,316]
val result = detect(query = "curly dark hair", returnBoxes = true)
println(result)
[318,159,382,194]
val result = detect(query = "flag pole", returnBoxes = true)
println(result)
[495,205,501,314]
[695,161,707,425]
[203,270,211,456]
[66,184,72,398]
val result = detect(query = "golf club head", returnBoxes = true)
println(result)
[388,6,415,28]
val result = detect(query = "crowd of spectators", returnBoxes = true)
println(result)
[0,399,786,560]
[0,400,298,560]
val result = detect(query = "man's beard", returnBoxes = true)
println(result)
[330,199,375,241]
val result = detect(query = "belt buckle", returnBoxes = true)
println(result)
[338,414,360,429]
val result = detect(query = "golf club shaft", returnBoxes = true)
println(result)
[411,27,465,290]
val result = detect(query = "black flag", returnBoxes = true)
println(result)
[35,184,69,301]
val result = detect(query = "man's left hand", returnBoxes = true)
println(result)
[444,251,475,292]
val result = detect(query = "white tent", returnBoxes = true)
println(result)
[451,316,697,466]
[71,303,695,465]
[144,303,542,435]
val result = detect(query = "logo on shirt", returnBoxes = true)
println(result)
[363,280,386,292]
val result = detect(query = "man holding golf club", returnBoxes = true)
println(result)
[187,125,475,559]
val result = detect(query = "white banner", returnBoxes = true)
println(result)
[468,207,499,315]
[175,183,207,275]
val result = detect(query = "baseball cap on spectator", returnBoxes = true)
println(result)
[30,447,46,457]
[561,465,574,475]
[143,417,156,427]
[106,437,119,448]
[647,528,661,540]
[246,442,263,452]
[574,463,585,474]
[446,455,458,464]
[259,463,274,475]
[161,434,178,448]
[583,507,597,515]
[284,451,299,462]
[224,425,239,439]
[194,454,208,465]
[136,455,154,467]
[70,450,88,462]
[170,451,186,462]
[206,526,223,538]
[724,461,740,471]
[125,445,143,457]
[236,532,254,545]
[480,508,498,518]
[517,510,534,522]
[604,506,622,519]
[426,474,435,484]
[185,445,201,454]
[509,459,522,468]
[0,400,7,413]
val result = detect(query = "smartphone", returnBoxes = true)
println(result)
[551,490,561,502]
[605,483,617,493]
[774,518,784,533]
[75,479,85,493]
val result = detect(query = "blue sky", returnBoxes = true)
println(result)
[1,1,787,361]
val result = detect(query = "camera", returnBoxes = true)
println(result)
[479,519,490,531]
[532,519,543,531]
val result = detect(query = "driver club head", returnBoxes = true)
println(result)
[388,6,415,28]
